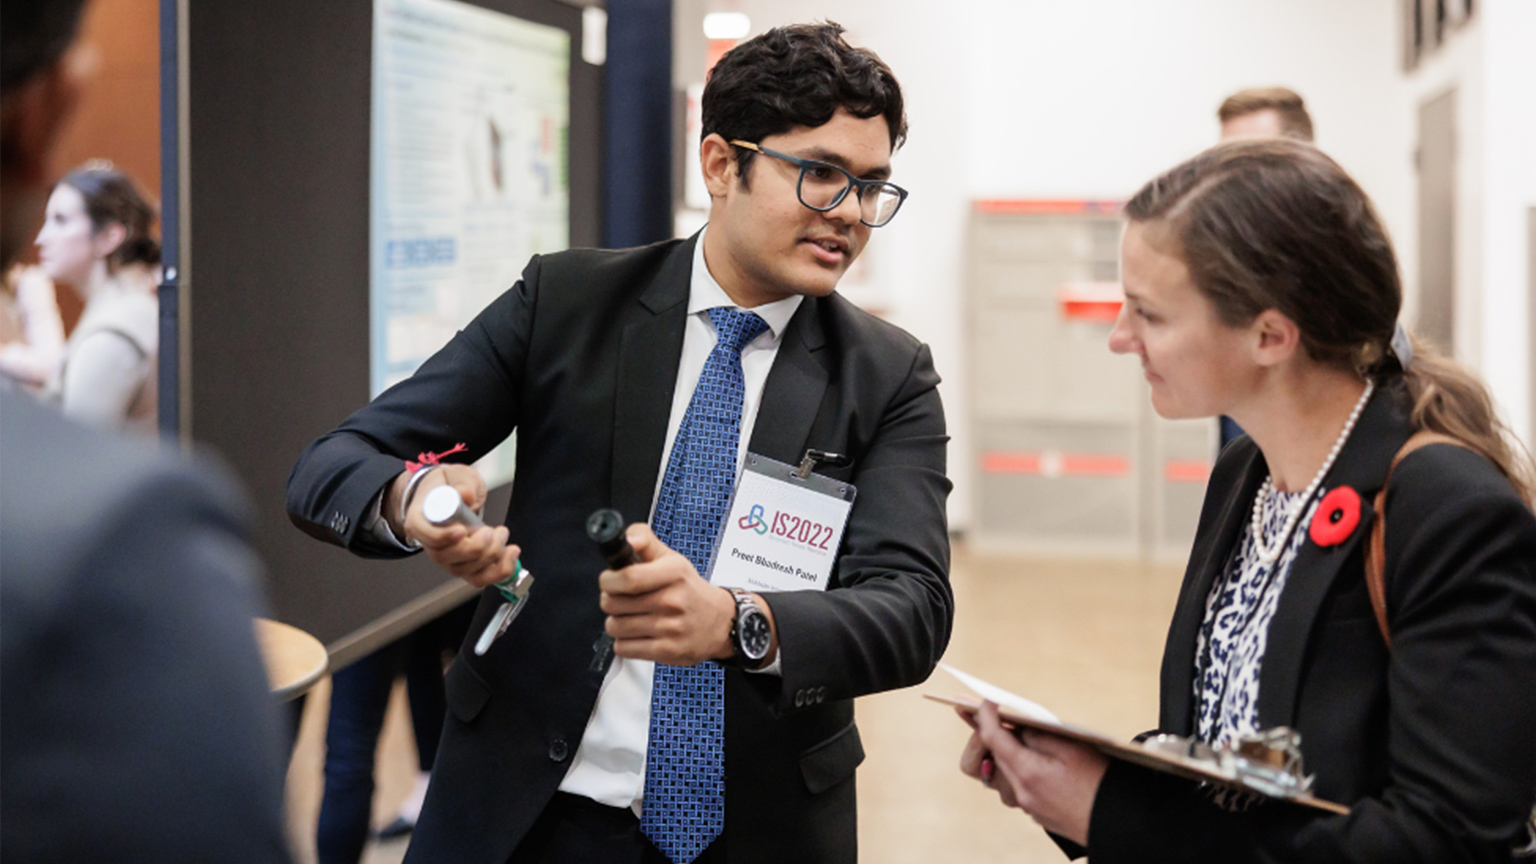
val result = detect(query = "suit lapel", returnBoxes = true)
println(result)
[1256,383,1414,727]
[609,239,694,521]
[747,296,829,466]
[1161,448,1267,734]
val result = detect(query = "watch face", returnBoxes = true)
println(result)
[739,608,772,660]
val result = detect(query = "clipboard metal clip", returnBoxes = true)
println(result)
[1144,726,1315,800]
[793,449,849,480]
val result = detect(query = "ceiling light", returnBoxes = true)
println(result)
[703,12,750,40]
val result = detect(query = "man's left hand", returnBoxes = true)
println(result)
[599,523,755,666]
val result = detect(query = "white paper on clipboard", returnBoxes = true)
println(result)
[938,663,1060,725]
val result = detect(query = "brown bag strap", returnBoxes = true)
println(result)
[1364,431,1474,646]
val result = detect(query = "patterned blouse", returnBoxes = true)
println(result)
[1194,485,1323,747]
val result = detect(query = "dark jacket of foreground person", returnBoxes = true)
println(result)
[1,391,292,863]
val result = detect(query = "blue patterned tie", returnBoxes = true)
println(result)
[642,307,768,864]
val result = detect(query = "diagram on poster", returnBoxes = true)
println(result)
[371,0,570,486]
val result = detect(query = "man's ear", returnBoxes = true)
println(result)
[1251,309,1301,367]
[0,60,84,186]
[699,134,739,199]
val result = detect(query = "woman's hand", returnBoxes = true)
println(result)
[958,701,1110,847]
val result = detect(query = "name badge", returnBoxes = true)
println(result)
[707,453,856,593]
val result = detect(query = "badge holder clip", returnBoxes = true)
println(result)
[793,449,850,480]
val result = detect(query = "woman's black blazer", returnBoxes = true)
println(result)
[1084,382,1536,863]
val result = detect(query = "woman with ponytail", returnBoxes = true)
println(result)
[959,138,1536,862]
[36,162,161,431]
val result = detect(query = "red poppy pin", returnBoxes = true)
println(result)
[1309,486,1362,547]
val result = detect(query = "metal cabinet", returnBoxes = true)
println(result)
[965,201,1214,559]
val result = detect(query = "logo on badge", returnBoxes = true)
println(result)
[737,503,769,535]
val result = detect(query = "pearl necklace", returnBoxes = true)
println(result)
[1248,379,1375,568]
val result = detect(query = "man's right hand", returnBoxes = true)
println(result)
[383,464,520,587]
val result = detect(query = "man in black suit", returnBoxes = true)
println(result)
[0,2,292,860]
[288,22,951,864]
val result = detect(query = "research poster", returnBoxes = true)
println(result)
[371,0,570,486]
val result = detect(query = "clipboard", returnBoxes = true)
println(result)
[929,668,1349,815]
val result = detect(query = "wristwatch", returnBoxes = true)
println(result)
[723,588,772,668]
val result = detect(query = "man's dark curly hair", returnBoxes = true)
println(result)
[701,22,907,187]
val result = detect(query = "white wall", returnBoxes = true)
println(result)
[673,0,1536,529]
[1478,0,1536,447]
[1396,0,1536,449]
[954,0,1410,532]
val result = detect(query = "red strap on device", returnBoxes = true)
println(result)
[405,442,468,474]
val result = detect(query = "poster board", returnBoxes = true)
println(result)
[371,0,574,486]
[185,0,601,666]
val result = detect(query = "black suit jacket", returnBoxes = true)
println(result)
[287,235,954,863]
[0,392,292,863]
[1081,383,1536,863]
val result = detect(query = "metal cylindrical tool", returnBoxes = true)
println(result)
[420,485,533,656]
[422,484,487,530]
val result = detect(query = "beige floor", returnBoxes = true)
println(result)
[283,546,1186,864]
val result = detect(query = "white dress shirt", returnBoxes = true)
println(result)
[557,229,802,811]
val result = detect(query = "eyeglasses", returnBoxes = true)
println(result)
[729,140,909,228]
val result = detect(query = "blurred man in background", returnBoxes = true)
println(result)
[1218,86,1315,142]
[1,2,292,860]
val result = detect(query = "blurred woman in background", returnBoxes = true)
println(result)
[37,162,160,431]
[959,139,1536,862]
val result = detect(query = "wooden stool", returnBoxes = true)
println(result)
[255,617,328,702]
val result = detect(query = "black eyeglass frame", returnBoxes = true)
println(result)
[729,140,909,227]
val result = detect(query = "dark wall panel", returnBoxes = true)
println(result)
[603,0,672,247]
[187,0,601,659]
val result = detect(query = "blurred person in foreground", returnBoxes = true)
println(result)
[0,1,292,861]
[958,139,1536,861]
[36,162,160,430]
[1215,86,1314,448]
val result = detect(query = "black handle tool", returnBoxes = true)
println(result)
[586,508,635,670]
